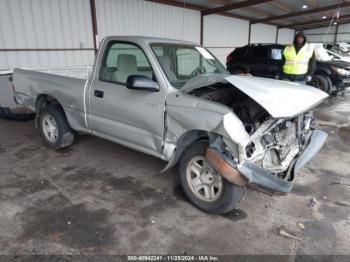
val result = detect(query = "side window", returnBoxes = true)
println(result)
[271,48,283,60]
[251,46,268,59]
[100,42,154,84]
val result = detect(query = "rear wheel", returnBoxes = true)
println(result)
[179,142,245,214]
[38,105,74,150]
[311,74,331,94]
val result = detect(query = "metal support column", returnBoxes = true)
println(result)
[90,0,98,54]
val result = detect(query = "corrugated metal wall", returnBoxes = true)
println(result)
[304,26,337,43]
[0,0,296,69]
[95,0,200,44]
[336,23,350,42]
[0,0,95,69]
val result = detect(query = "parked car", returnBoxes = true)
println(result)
[226,43,350,94]
[326,49,350,63]
[13,36,328,214]
[0,71,35,121]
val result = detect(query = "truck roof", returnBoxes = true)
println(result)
[102,35,199,46]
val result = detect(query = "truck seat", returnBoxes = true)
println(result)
[113,54,138,83]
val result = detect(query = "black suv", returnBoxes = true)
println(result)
[226,43,350,94]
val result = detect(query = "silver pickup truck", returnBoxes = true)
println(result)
[13,36,329,214]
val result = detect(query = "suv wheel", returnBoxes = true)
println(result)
[311,74,331,94]
[179,141,245,214]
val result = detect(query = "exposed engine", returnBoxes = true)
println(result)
[187,82,270,134]
[188,82,313,179]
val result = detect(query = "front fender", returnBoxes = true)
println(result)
[161,92,250,172]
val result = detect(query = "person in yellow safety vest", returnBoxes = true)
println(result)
[279,31,316,85]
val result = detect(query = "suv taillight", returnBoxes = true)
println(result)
[226,53,233,63]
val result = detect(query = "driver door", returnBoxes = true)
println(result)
[88,41,166,156]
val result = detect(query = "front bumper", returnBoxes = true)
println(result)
[335,76,350,90]
[206,130,328,193]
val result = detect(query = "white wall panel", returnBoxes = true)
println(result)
[1,51,95,69]
[207,47,232,65]
[250,23,277,44]
[0,0,94,69]
[95,0,201,44]
[203,15,249,48]
[203,15,249,64]
[277,28,295,45]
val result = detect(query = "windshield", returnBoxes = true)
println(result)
[151,44,229,88]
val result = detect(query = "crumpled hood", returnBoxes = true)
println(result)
[318,60,350,69]
[224,75,328,118]
[181,74,328,118]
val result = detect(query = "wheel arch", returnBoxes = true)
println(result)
[161,129,210,173]
[35,94,68,127]
[315,67,331,76]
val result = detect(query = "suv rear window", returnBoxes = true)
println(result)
[233,46,249,57]
[251,46,268,58]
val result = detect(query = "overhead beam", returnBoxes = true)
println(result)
[90,0,98,53]
[305,0,329,20]
[145,0,203,11]
[202,0,273,16]
[297,19,350,30]
[145,0,290,29]
[268,1,293,13]
[208,0,273,18]
[284,13,350,28]
[252,2,350,24]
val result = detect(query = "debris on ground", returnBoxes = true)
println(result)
[297,223,305,230]
[316,120,350,128]
[274,227,302,241]
[51,232,61,241]
[308,197,317,208]
[331,181,350,187]
[334,202,350,207]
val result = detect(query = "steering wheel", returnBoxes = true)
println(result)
[190,66,206,76]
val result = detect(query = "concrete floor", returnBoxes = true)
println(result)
[0,90,349,257]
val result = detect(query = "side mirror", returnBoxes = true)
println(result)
[126,75,159,92]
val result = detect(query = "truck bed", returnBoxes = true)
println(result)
[13,66,91,130]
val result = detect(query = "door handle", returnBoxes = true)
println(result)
[94,90,104,98]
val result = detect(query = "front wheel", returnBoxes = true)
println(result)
[179,142,245,214]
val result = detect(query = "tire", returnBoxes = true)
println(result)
[0,107,5,119]
[38,105,75,150]
[178,141,245,214]
[231,67,247,75]
[311,74,331,94]
[0,107,35,121]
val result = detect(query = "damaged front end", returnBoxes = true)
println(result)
[206,114,327,193]
[183,75,328,193]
